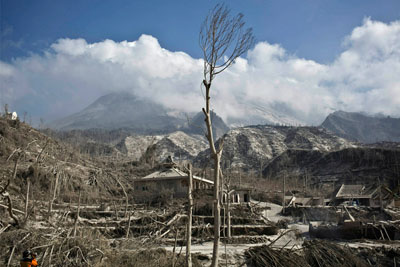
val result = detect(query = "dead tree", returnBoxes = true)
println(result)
[48,168,60,214]
[199,4,254,266]
[126,211,132,239]
[1,154,21,226]
[73,188,82,237]
[24,177,30,220]
[114,176,129,218]
[186,163,193,267]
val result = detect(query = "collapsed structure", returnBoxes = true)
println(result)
[334,184,400,208]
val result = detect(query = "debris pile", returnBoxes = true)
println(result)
[245,239,400,267]
[303,240,367,267]
[357,245,400,266]
[245,244,308,267]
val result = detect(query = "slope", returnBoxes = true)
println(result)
[321,110,400,143]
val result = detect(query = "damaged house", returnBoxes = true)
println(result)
[133,160,213,201]
[334,184,386,207]
[222,188,251,204]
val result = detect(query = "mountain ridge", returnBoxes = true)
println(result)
[48,92,230,140]
[321,110,400,143]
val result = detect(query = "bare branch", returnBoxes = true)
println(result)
[200,4,255,84]
[6,148,21,162]
[4,193,19,226]
[36,138,50,163]
[0,178,10,194]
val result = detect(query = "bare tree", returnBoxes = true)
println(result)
[186,163,193,267]
[114,176,129,218]
[199,4,254,266]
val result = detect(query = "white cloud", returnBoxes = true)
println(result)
[0,18,400,125]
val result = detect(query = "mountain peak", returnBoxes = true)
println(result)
[48,92,230,139]
[321,110,400,143]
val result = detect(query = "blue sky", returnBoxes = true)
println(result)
[1,0,400,125]
[2,0,399,63]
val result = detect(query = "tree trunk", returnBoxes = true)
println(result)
[5,194,19,226]
[211,153,221,267]
[48,171,60,214]
[186,163,193,267]
[202,81,223,267]
[73,189,81,237]
[126,211,131,239]
[115,177,129,218]
[25,177,30,220]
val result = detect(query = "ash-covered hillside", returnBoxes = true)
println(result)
[321,110,400,143]
[119,131,208,162]
[194,125,355,171]
[0,116,143,208]
[263,146,400,188]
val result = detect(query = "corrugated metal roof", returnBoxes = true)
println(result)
[336,184,377,199]
[139,167,214,184]
[143,167,187,179]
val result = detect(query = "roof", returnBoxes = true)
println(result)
[143,167,187,179]
[336,184,378,199]
[137,167,214,185]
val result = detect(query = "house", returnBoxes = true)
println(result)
[133,161,213,200]
[382,185,400,208]
[334,184,383,207]
[222,188,251,204]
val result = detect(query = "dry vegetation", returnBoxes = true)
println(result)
[245,239,400,267]
[1,114,400,267]
[0,115,276,266]
[0,116,200,266]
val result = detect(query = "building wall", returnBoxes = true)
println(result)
[222,190,251,204]
[135,179,187,198]
[134,178,213,200]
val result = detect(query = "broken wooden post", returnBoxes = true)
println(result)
[48,170,60,214]
[73,188,81,237]
[126,211,131,239]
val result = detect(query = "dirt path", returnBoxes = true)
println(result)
[260,201,286,222]
[163,202,309,265]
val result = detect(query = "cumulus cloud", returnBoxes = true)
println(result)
[0,18,399,125]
